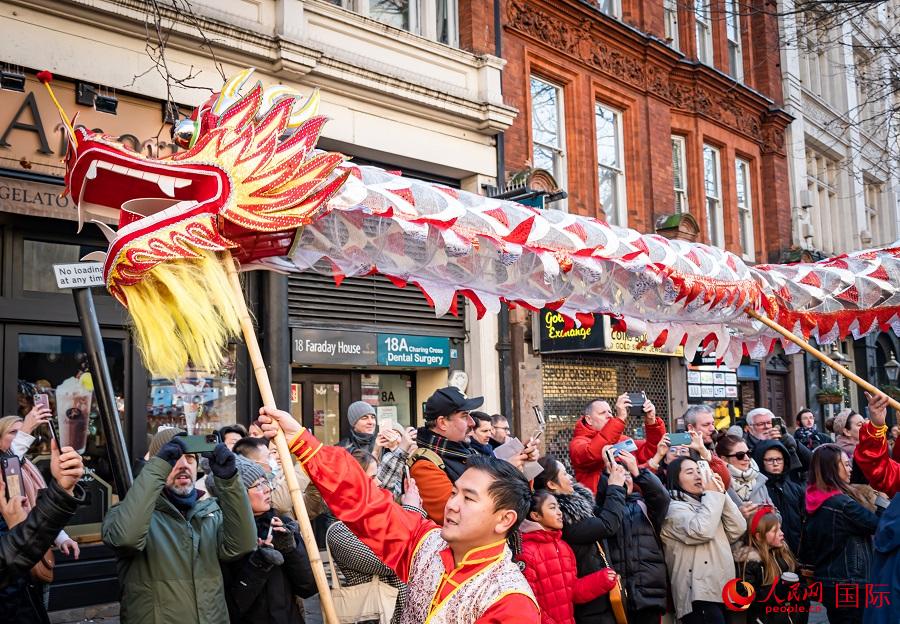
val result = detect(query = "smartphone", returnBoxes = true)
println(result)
[1,456,23,501]
[771,417,784,430]
[696,459,713,482]
[179,433,219,454]
[265,518,275,543]
[627,392,646,417]
[379,418,395,433]
[530,429,544,443]
[532,406,546,430]
[609,437,639,457]
[33,393,50,410]
[669,432,693,447]
[46,415,60,445]
[632,426,646,440]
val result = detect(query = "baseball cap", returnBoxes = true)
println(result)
[424,387,484,422]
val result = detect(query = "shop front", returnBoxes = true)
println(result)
[534,310,681,468]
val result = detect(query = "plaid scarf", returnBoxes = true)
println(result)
[416,427,473,462]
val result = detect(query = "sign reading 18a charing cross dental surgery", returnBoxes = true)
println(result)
[291,328,450,368]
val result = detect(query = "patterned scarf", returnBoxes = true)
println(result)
[793,425,817,449]
[416,427,473,462]
[727,462,760,501]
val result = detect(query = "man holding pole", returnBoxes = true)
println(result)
[102,429,256,624]
[258,405,540,623]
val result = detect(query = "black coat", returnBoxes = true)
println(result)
[557,482,626,624]
[755,440,806,555]
[596,469,670,615]
[222,511,317,624]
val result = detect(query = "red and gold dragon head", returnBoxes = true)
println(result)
[53,69,350,377]
[64,68,348,303]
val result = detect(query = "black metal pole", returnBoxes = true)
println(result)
[262,271,291,409]
[73,287,132,495]
[494,0,514,420]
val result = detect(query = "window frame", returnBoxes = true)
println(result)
[703,144,724,247]
[596,0,623,19]
[325,0,459,46]
[671,135,689,214]
[695,0,714,65]
[530,74,568,209]
[595,102,628,226]
[725,0,744,81]
[664,0,680,49]
[735,157,754,261]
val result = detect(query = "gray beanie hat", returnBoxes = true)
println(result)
[148,427,185,457]
[347,400,376,426]
[206,455,266,498]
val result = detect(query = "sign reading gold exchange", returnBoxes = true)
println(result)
[537,309,683,357]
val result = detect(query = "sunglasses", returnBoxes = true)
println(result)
[724,451,750,460]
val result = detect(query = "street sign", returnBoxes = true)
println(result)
[53,262,104,289]
[377,334,450,367]
[291,328,378,365]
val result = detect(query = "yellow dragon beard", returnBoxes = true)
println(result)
[125,249,242,380]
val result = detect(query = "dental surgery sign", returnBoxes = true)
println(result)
[292,329,450,368]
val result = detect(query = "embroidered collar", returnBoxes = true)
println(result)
[430,539,508,617]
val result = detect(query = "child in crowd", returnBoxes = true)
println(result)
[733,506,808,624]
[517,490,618,624]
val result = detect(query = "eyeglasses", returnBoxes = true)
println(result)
[248,480,273,493]
[724,451,750,460]
[755,420,773,429]
[763,457,784,465]
[495,426,510,431]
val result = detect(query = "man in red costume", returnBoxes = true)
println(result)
[854,392,900,497]
[569,393,665,492]
[257,406,540,623]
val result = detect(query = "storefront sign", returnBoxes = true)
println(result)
[53,262,104,288]
[536,309,605,353]
[687,354,739,403]
[377,334,450,367]
[601,316,684,357]
[291,328,378,365]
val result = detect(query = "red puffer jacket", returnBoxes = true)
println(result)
[516,526,617,624]
[569,416,665,493]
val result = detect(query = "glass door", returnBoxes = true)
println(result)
[293,373,350,446]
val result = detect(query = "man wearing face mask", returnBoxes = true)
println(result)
[102,428,256,624]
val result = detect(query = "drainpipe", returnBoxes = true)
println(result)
[494,0,515,420]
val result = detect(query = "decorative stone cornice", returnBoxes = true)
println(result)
[506,0,792,147]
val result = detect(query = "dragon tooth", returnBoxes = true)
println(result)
[86,161,99,180]
[91,220,118,243]
[174,178,191,189]
[157,176,176,197]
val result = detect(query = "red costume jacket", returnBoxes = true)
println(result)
[855,422,900,497]
[569,417,666,493]
[517,527,616,624]
[288,430,540,622]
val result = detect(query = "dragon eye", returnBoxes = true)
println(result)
[172,118,199,149]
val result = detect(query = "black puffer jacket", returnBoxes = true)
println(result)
[557,482,626,624]
[0,481,84,588]
[596,469,670,615]
[754,440,806,554]
[222,510,317,624]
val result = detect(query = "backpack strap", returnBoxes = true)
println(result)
[408,447,445,472]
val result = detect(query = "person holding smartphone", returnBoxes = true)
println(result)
[0,439,86,611]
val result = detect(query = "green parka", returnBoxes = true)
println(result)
[102,457,256,624]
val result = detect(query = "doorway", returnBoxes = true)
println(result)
[291,372,351,446]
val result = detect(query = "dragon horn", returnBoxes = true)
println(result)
[213,68,255,115]
[287,88,321,128]
[91,220,117,243]
[36,70,77,148]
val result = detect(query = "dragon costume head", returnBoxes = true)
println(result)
[58,69,349,377]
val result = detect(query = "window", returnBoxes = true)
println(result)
[664,0,680,49]
[695,0,713,64]
[703,144,724,247]
[22,239,107,294]
[735,158,754,260]
[596,103,627,225]
[326,0,458,45]
[854,52,884,136]
[798,13,842,106]
[596,0,622,18]
[531,76,567,200]
[671,136,688,213]
[806,149,849,254]
[864,179,896,246]
[726,0,743,81]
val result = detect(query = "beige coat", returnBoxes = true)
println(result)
[660,490,747,619]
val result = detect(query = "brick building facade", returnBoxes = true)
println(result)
[459,0,795,439]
